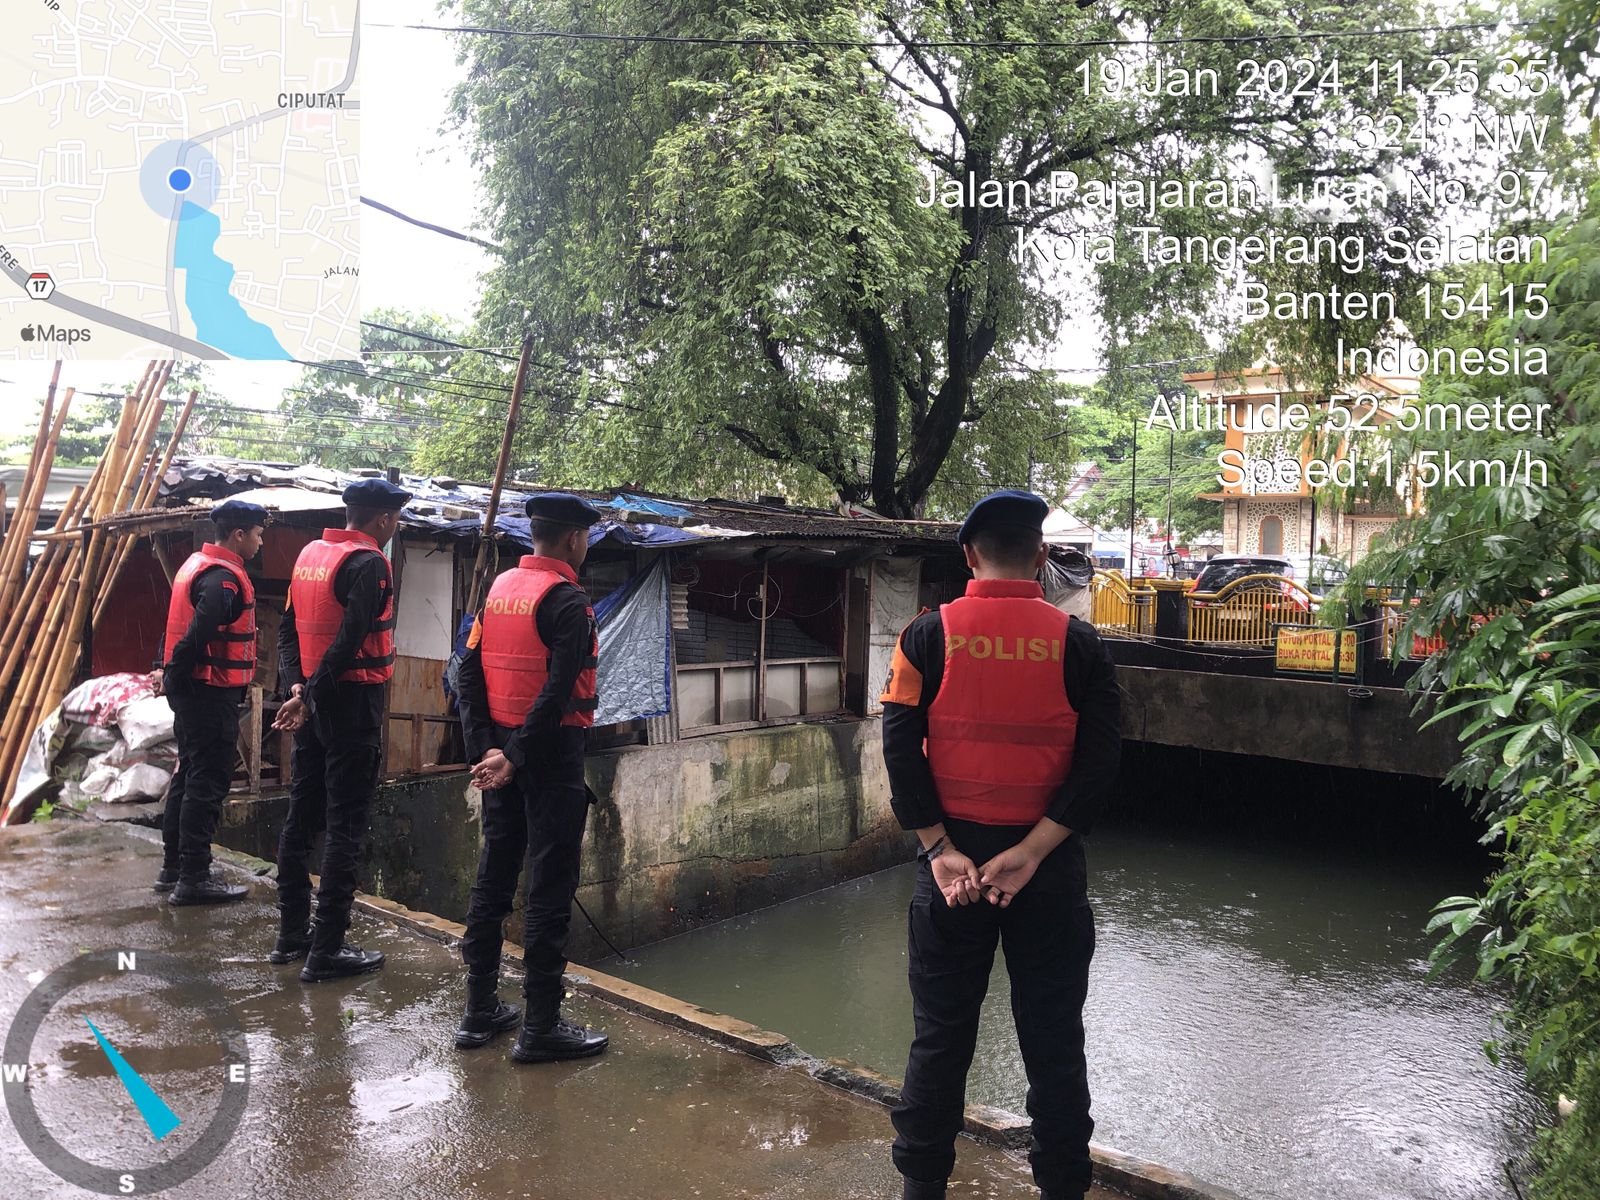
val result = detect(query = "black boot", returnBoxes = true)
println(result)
[455,972,522,1050]
[169,872,249,906]
[510,1015,608,1063]
[269,927,313,964]
[300,943,385,982]
[901,1177,947,1200]
[269,898,313,964]
[300,917,385,982]
[152,867,179,894]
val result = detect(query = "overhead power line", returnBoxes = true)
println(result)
[181,401,449,433]
[361,196,504,253]
[289,359,521,404]
[360,320,523,364]
[302,358,517,396]
[360,345,522,357]
[179,430,413,457]
[372,18,1526,50]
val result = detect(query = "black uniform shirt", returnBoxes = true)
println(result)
[456,580,593,770]
[163,564,249,704]
[881,606,1121,835]
[276,549,392,734]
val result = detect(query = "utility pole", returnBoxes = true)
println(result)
[467,332,534,613]
[1165,427,1175,576]
[1128,420,1137,576]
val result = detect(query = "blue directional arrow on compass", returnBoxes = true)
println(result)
[83,1018,182,1141]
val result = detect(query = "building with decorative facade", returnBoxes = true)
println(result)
[1186,366,1418,573]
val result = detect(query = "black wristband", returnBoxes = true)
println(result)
[917,835,948,864]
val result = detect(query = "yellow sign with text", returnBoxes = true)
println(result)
[1274,627,1357,676]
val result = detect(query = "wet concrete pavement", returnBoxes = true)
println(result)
[0,820,1121,1200]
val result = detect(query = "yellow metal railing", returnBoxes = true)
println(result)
[1090,570,1155,636]
[1186,574,1319,647]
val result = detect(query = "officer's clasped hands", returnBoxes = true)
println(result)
[272,685,308,732]
[976,844,1041,909]
[930,847,984,906]
[471,748,515,791]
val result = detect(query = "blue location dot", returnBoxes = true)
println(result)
[139,141,220,218]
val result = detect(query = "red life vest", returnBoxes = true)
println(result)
[927,579,1079,825]
[289,528,396,684]
[162,544,257,688]
[480,556,599,728]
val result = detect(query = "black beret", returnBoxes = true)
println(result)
[957,489,1049,544]
[524,492,604,528]
[210,499,269,526]
[341,478,412,510]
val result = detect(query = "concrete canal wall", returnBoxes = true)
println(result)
[218,718,908,959]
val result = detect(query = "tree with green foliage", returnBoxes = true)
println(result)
[1349,174,1599,1198]
[448,0,1467,516]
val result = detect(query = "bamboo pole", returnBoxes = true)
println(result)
[151,537,177,586]
[4,396,142,803]
[91,362,175,628]
[0,531,79,749]
[0,364,61,626]
[94,383,195,628]
[0,390,78,742]
[0,537,83,816]
[0,547,81,825]
[466,333,533,614]
[0,486,85,698]
[5,359,60,540]
[2,363,191,815]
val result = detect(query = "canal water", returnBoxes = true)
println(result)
[614,826,1538,1200]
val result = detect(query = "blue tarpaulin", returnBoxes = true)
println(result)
[594,558,672,725]
[444,559,673,726]
[602,493,694,519]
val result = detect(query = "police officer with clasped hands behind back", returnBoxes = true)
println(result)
[880,490,1122,1200]
[156,498,267,906]
[270,478,410,983]
[453,493,608,1062]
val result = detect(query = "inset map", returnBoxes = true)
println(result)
[0,0,360,360]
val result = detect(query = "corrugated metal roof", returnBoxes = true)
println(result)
[153,456,960,550]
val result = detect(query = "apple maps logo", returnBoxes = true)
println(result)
[18,323,91,345]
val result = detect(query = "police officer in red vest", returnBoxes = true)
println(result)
[270,478,410,982]
[880,491,1122,1200]
[453,492,607,1061]
[156,499,267,905]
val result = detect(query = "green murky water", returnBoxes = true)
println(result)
[615,827,1539,1200]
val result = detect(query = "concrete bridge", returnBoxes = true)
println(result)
[1091,573,1461,781]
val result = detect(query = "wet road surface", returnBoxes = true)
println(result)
[0,820,1118,1200]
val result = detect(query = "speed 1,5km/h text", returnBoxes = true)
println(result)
[1218,447,1551,495]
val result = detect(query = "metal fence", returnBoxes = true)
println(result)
[1089,570,1155,636]
[1185,573,1321,647]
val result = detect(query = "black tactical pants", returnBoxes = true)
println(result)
[460,727,588,1029]
[162,689,242,882]
[275,693,383,954]
[892,821,1097,1197]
